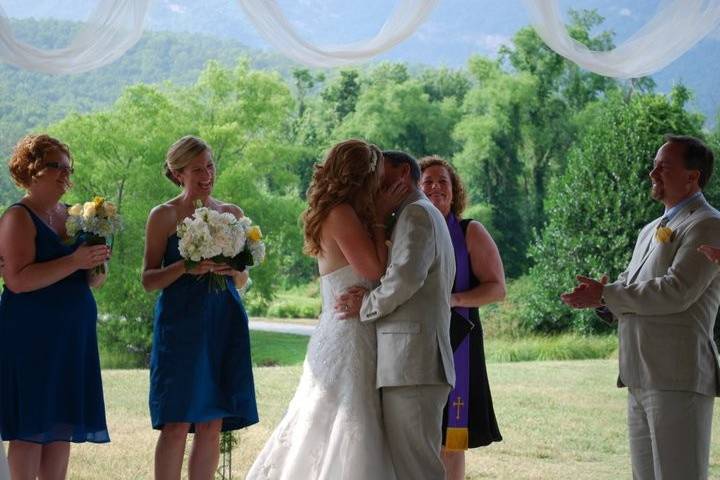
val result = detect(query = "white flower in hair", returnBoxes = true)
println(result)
[368,151,378,173]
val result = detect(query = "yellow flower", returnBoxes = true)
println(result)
[93,196,105,208]
[103,202,117,217]
[83,201,97,219]
[248,226,263,242]
[67,203,83,216]
[655,226,674,243]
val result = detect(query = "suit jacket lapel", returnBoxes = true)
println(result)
[628,219,661,283]
[627,195,707,283]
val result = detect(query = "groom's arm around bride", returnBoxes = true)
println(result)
[338,150,456,480]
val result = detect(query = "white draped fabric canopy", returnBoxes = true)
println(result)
[0,0,719,77]
[524,0,720,79]
[0,0,150,74]
[235,0,439,68]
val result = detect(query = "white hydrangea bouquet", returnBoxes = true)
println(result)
[177,203,266,290]
[66,196,123,274]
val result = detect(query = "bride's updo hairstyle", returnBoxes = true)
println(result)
[164,135,212,186]
[303,139,382,256]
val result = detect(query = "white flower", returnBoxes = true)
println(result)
[83,202,97,220]
[68,203,83,216]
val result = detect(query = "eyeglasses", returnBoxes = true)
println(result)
[44,162,74,175]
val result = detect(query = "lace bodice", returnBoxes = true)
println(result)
[304,265,377,407]
[246,264,395,480]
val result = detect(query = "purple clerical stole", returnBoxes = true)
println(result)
[445,213,472,450]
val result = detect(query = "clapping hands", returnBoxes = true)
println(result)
[698,245,720,265]
[560,275,608,309]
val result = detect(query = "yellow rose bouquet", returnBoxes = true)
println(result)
[66,196,123,273]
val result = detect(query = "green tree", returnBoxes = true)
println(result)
[523,88,705,333]
[335,76,461,158]
[498,10,625,232]
[453,57,536,277]
[49,61,308,359]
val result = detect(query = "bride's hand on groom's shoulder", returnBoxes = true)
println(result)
[335,286,368,319]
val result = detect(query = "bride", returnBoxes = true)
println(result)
[246,139,405,480]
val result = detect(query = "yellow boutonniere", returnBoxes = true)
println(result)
[655,226,674,243]
[248,226,262,242]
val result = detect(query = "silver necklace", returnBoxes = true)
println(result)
[25,199,62,231]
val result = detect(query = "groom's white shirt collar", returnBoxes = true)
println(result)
[663,191,703,221]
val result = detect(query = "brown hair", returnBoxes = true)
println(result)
[8,134,72,189]
[663,134,714,189]
[302,139,383,256]
[165,135,212,186]
[419,155,467,217]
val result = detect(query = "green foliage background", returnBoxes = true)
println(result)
[2,11,720,359]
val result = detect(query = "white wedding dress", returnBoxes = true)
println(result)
[246,265,395,480]
[0,439,9,480]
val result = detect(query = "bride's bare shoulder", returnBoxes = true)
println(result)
[325,203,357,223]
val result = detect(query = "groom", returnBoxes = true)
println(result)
[337,150,456,479]
[562,135,720,479]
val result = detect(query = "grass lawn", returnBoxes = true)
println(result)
[23,359,718,479]
[248,330,309,367]
[100,331,310,369]
[101,329,619,370]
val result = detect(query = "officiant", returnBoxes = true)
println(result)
[419,156,505,480]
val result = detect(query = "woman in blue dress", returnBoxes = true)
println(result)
[142,135,258,480]
[0,134,111,479]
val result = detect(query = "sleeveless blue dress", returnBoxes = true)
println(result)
[149,233,258,432]
[0,203,109,444]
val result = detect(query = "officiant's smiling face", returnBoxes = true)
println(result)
[175,150,215,196]
[420,165,452,216]
[649,141,700,207]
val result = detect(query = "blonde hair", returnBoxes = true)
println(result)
[164,135,212,186]
[8,134,72,189]
[302,139,382,256]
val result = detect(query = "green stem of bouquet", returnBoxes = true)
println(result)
[217,431,237,479]
[85,234,107,275]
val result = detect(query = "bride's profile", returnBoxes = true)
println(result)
[246,139,405,480]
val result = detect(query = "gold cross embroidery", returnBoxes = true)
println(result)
[453,396,464,420]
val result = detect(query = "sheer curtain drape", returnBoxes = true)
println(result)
[235,0,439,67]
[523,0,720,78]
[0,1,719,79]
[0,0,150,74]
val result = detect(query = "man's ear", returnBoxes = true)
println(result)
[688,169,701,186]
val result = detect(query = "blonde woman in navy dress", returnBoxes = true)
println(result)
[0,134,110,480]
[142,136,258,480]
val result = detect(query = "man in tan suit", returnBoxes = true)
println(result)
[337,150,455,479]
[562,135,720,479]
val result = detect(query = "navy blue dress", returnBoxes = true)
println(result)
[0,203,109,444]
[149,233,258,432]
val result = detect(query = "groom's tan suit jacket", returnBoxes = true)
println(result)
[603,194,720,397]
[360,190,456,389]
